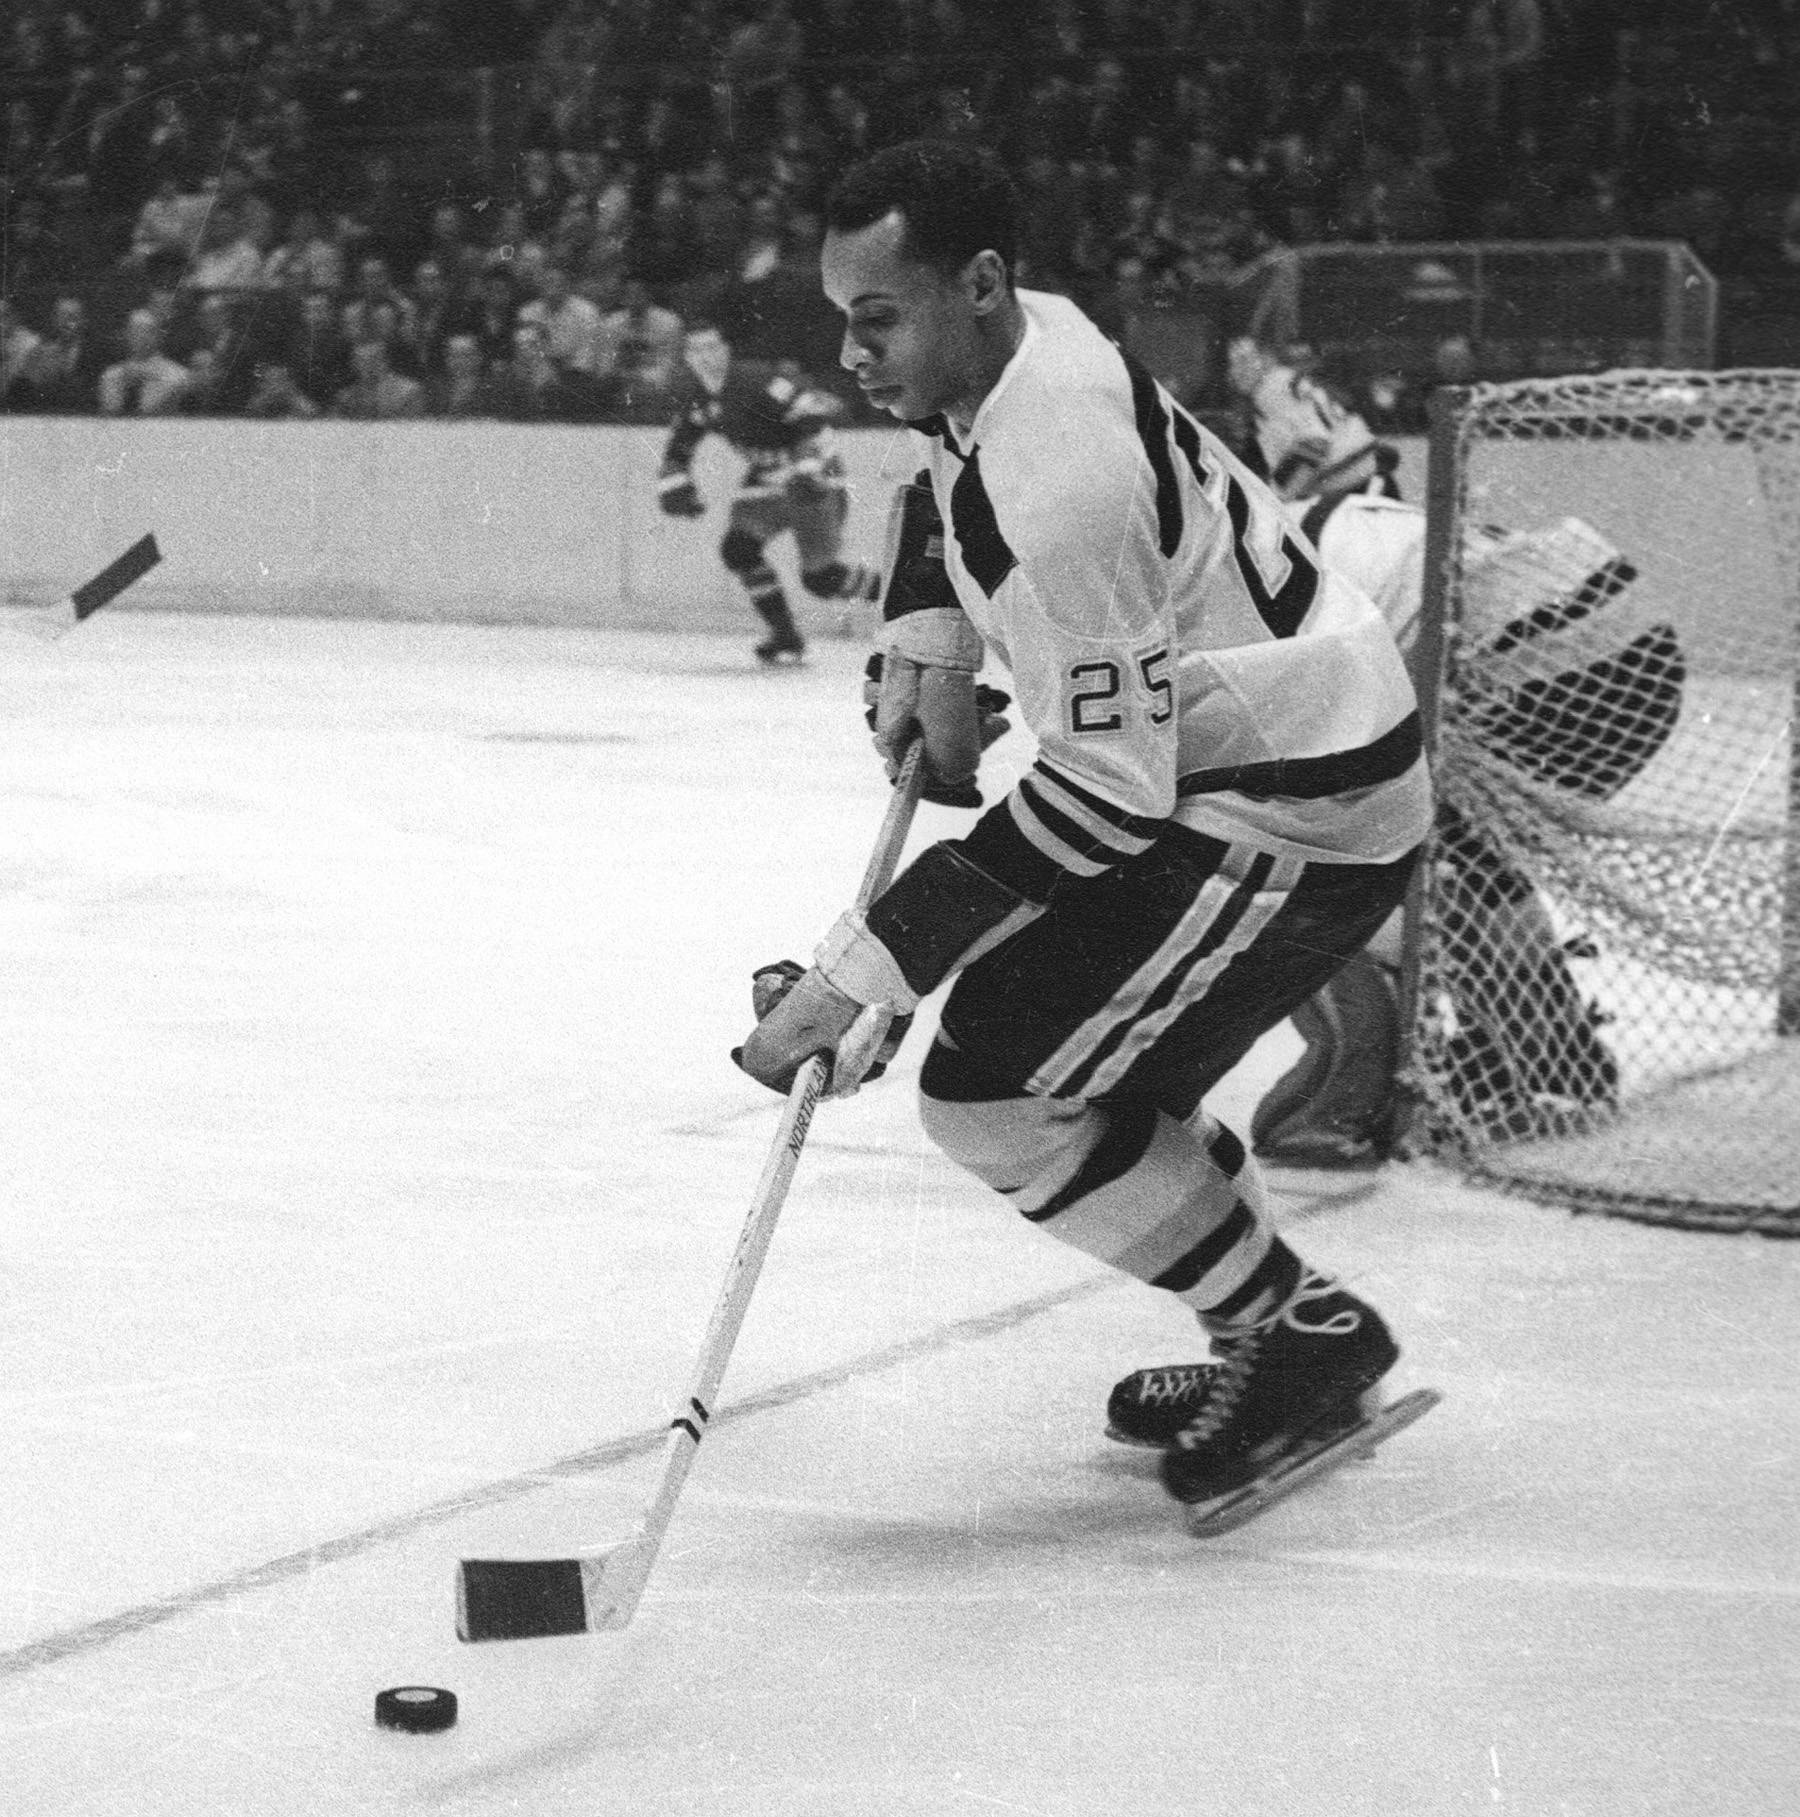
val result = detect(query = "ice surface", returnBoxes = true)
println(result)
[3,614,1796,1815]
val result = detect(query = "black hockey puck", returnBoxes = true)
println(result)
[374,1685,458,1733]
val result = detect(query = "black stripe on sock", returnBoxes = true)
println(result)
[1151,1198,1256,1295]
[1206,1238,1303,1325]
[1024,1102,1161,1225]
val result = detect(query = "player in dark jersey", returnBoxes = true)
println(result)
[733,141,1437,1517]
[657,321,880,664]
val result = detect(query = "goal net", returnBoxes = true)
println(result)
[1398,370,1800,1233]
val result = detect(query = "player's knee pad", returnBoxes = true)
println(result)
[1251,951,1401,1163]
[719,527,764,576]
[919,1089,1103,1205]
[799,560,848,598]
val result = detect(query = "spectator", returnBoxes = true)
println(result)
[716,197,839,373]
[454,269,525,369]
[290,288,350,405]
[341,153,424,274]
[686,154,748,275]
[402,258,460,377]
[425,201,482,291]
[1332,140,1450,245]
[424,332,493,418]
[143,92,201,191]
[340,256,417,349]
[333,336,426,419]
[86,62,154,216]
[719,0,804,154]
[483,201,548,284]
[1456,0,1547,150]
[12,294,104,412]
[596,278,685,421]
[1,298,44,407]
[1250,131,1329,244]
[514,146,568,237]
[125,175,212,273]
[184,202,269,295]
[518,264,603,375]
[628,175,708,312]
[263,207,344,293]
[182,291,258,410]
[483,320,606,422]
[98,308,190,415]
[178,345,231,415]
[242,358,321,419]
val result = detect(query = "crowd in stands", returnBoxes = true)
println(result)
[2,1,1797,425]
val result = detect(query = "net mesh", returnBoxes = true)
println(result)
[1404,370,1800,1233]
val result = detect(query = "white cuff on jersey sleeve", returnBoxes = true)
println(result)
[883,605,985,673]
[814,910,921,1014]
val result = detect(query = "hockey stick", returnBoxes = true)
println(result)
[2,534,161,641]
[457,741,927,1642]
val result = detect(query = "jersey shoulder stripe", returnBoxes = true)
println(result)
[1122,350,1184,557]
[948,449,1017,597]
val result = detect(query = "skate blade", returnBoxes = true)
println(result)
[1104,1422,1170,1451]
[1185,1388,1443,1537]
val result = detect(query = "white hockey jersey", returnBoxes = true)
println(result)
[907,289,1431,900]
[1297,492,1428,657]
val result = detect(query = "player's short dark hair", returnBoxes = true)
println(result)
[825,139,1018,281]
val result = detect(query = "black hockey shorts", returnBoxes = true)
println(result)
[921,826,1421,1122]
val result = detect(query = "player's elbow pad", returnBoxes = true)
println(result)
[865,842,1040,998]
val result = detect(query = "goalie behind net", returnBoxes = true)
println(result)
[1401,370,1800,1231]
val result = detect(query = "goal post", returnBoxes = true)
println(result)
[1393,369,1800,1233]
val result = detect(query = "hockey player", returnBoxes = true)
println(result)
[1250,493,1683,1160]
[734,141,1434,1514]
[656,320,881,664]
[1225,334,1400,506]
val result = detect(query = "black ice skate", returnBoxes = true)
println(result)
[1105,1362,1218,1449]
[1159,1274,1406,1512]
[753,609,807,666]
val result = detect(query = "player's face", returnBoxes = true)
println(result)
[683,327,730,395]
[822,210,984,425]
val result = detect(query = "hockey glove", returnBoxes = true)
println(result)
[732,913,920,1097]
[657,472,706,518]
[741,958,914,1089]
[863,652,1011,808]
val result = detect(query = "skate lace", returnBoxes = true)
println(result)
[1177,1277,1362,1446]
[1136,1364,1213,1406]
